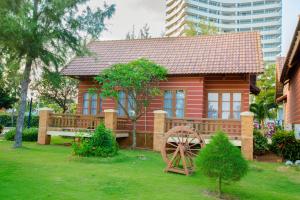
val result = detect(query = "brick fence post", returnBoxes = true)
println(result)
[153,110,167,151]
[104,109,117,133]
[241,111,254,160]
[37,108,53,145]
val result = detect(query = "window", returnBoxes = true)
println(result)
[164,91,173,118]
[233,93,241,119]
[208,93,218,119]
[222,93,230,119]
[83,93,89,115]
[208,92,242,119]
[117,91,126,116]
[163,90,185,118]
[91,94,97,115]
[128,92,135,117]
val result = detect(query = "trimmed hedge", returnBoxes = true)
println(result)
[270,130,300,161]
[0,114,39,127]
[4,128,38,141]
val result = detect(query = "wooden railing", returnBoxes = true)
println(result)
[49,114,104,130]
[165,118,241,136]
[117,117,131,131]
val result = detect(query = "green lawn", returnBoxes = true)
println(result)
[0,139,299,200]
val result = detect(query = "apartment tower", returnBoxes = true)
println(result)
[165,0,282,62]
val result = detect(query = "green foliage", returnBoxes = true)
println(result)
[270,130,300,161]
[0,124,3,134]
[196,132,248,197]
[0,0,115,147]
[0,114,39,127]
[95,58,167,148]
[255,64,276,105]
[5,128,38,141]
[0,87,17,109]
[253,129,268,155]
[250,102,276,129]
[72,124,118,157]
[34,69,78,113]
[184,20,218,36]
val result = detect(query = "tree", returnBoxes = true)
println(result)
[0,63,18,109]
[95,58,167,148]
[0,0,115,148]
[34,69,78,113]
[196,132,248,198]
[184,20,218,36]
[125,23,151,39]
[250,101,276,130]
[196,132,248,197]
[0,88,18,110]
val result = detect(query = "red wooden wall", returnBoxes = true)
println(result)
[286,63,300,124]
[76,74,250,133]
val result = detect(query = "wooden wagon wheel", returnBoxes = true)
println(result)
[161,126,205,176]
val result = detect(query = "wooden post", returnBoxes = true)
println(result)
[104,109,117,133]
[37,108,53,145]
[153,110,167,151]
[241,112,254,160]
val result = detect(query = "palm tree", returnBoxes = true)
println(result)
[250,102,277,130]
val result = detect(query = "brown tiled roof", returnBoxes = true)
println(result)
[62,32,264,76]
[276,57,286,98]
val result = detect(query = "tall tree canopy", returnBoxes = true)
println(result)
[34,69,78,113]
[184,20,218,36]
[95,59,167,148]
[0,0,115,148]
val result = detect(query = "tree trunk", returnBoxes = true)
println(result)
[218,176,222,198]
[132,120,137,149]
[14,58,32,148]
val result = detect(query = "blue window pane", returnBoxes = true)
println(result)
[128,92,136,117]
[83,93,89,115]
[117,91,126,116]
[91,94,97,115]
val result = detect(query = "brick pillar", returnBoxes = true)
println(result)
[241,112,254,160]
[104,109,117,133]
[37,108,53,145]
[153,110,167,151]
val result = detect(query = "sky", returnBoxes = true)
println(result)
[89,0,300,56]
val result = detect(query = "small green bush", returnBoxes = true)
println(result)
[72,123,118,157]
[4,128,38,141]
[270,130,300,161]
[196,132,248,197]
[253,129,268,156]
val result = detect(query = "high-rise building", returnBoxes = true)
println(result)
[165,0,282,62]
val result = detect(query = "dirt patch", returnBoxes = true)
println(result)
[254,152,282,163]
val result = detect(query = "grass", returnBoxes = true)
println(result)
[0,139,299,200]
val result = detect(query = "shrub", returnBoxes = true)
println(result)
[270,130,300,161]
[0,124,3,134]
[253,129,268,156]
[0,114,39,127]
[72,123,118,157]
[4,128,38,141]
[196,132,248,198]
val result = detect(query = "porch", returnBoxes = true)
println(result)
[37,109,254,160]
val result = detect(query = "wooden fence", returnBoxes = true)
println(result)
[165,118,241,136]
